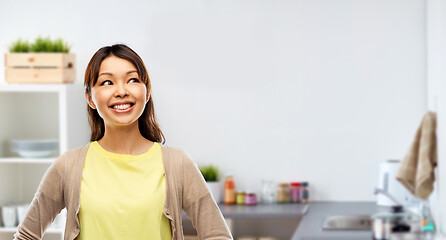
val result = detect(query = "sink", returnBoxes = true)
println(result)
[321,215,372,231]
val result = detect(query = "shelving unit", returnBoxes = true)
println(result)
[0,83,89,240]
[0,227,63,234]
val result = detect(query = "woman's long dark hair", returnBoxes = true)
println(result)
[84,44,165,144]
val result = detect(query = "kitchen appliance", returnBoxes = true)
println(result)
[372,189,423,240]
[377,160,414,206]
[371,205,422,240]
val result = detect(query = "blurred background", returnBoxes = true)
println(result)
[1,0,425,201]
[2,0,446,239]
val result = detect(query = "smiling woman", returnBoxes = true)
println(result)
[86,56,149,136]
[13,44,233,240]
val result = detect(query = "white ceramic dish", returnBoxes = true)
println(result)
[10,139,59,158]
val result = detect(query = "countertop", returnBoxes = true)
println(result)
[291,201,384,240]
[186,202,435,240]
[291,201,435,240]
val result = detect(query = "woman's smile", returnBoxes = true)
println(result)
[109,101,135,112]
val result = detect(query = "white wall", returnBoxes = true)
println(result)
[0,0,427,201]
[427,0,446,235]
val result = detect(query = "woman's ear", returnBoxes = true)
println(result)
[85,90,97,109]
[146,89,151,103]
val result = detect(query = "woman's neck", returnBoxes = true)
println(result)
[97,124,153,155]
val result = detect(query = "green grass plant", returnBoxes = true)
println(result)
[9,39,30,53]
[9,37,71,53]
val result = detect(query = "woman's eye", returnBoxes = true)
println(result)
[129,78,140,83]
[101,80,112,86]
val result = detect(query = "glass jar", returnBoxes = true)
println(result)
[290,182,301,203]
[261,179,276,204]
[236,190,246,205]
[277,182,290,203]
[245,191,257,205]
[301,182,309,203]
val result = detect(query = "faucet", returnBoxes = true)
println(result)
[374,188,403,207]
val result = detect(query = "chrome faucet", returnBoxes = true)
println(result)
[374,188,403,206]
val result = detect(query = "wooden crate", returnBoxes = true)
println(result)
[5,53,76,83]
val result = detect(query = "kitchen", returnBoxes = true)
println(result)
[0,0,446,239]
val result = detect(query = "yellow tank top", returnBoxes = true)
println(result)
[77,141,172,240]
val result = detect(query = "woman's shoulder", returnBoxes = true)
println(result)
[53,143,90,165]
[160,144,195,166]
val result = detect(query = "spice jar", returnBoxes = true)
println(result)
[290,182,301,203]
[224,175,236,205]
[277,182,290,203]
[245,191,257,205]
[301,182,309,203]
[236,190,246,205]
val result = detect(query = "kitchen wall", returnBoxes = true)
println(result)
[0,0,427,201]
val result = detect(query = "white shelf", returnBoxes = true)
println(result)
[0,83,82,92]
[0,227,63,234]
[0,157,56,164]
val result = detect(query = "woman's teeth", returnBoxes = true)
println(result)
[113,104,131,110]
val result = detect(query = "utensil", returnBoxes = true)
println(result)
[16,204,29,224]
[10,139,58,158]
[372,189,422,240]
[1,205,17,227]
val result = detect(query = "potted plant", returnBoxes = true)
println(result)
[199,165,222,203]
[5,37,75,83]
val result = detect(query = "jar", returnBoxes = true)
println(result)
[301,182,309,203]
[236,191,246,205]
[277,182,290,203]
[245,191,257,205]
[290,182,301,203]
[261,179,276,204]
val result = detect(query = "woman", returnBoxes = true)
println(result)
[14,44,232,240]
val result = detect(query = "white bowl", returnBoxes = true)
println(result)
[10,139,59,158]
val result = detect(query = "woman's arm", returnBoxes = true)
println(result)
[13,155,66,240]
[181,153,233,240]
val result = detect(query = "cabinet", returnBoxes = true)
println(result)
[0,84,89,240]
[183,203,307,240]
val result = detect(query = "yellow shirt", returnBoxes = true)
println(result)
[77,141,172,240]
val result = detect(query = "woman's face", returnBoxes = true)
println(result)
[86,56,149,128]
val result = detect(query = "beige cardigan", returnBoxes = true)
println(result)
[13,143,232,240]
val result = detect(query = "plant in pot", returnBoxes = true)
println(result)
[5,37,75,84]
[199,165,222,203]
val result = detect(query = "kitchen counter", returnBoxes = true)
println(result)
[291,202,435,240]
[185,202,435,239]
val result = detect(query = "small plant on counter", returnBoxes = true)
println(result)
[9,37,72,53]
[199,165,220,182]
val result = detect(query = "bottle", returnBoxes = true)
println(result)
[224,175,236,205]
[301,182,309,203]
[236,190,246,205]
[421,201,435,232]
[290,182,301,203]
[277,182,290,203]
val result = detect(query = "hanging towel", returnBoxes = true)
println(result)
[396,111,437,200]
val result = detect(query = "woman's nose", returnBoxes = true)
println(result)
[114,83,129,98]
